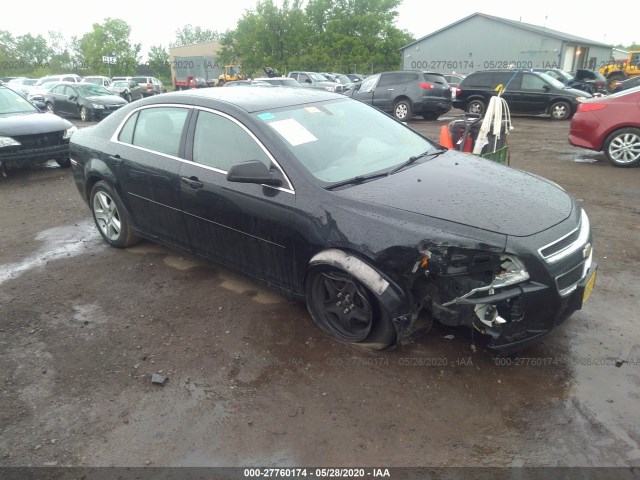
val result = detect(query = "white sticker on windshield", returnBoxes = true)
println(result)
[269,119,317,146]
[305,107,321,113]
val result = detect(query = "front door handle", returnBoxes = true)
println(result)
[181,176,203,189]
[109,154,123,166]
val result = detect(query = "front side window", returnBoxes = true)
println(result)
[192,110,271,171]
[522,73,548,91]
[119,107,189,157]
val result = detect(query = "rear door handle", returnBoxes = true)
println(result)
[181,176,203,189]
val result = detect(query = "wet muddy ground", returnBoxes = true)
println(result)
[0,112,639,469]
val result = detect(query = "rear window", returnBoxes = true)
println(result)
[132,77,148,83]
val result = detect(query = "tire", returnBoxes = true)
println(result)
[89,181,139,248]
[603,128,640,168]
[55,157,71,168]
[393,100,412,121]
[80,106,92,122]
[125,93,131,103]
[606,74,625,93]
[549,101,571,120]
[422,113,440,120]
[466,99,485,115]
[45,102,54,114]
[305,266,396,349]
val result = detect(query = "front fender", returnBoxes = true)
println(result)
[307,249,413,334]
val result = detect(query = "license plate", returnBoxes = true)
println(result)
[583,270,597,303]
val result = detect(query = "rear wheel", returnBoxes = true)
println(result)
[549,101,571,120]
[466,99,485,115]
[55,157,70,168]
[603,128,640,168]
[90,181,139,248]
[306,267,396,349]
[393,100,412,121]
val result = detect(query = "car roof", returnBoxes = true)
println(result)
[147,87,342,112]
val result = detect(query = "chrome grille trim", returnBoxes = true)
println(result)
[539,209,590,264]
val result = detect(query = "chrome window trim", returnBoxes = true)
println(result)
[109,103,295,195]
[538,209,590,264]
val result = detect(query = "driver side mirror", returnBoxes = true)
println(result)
[227,160,282,186]
[542,85,550,92]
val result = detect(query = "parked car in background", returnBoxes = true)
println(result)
[29,74,82,100]
[611,76,640,93]
[348,70,452,121]
[68,87,596,352]
[82,76,112,87]
[27,81,58,102]
[0,84,76,171]
[108,80,144,102]
[111,76,133,82]
[42,82,128,122]
[287,71,345,93]
[569,86,640,168]
[6,77,37,98]
[453,69,591,120]
[443,73,466,98]
[131,76,162,97]
[254,77,301,87]
[531,68,593,94]
[571,69,607,95]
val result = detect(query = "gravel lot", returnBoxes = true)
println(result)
[1,111,639,470]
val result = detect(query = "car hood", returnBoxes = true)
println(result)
[0,111,72,136]
[335,153,573,237]
[86,95,127,105]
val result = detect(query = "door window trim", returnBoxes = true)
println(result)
[110,104,295,195]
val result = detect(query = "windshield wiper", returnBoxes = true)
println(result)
[325,171,390,190]
[388,147,446,175]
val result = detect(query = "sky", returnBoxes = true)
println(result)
[3,0,638,59]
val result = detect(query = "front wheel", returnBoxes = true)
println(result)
[603,128,640,168]
[45,102,54,114]
[90,181,139,248]
[125,93,132,103]
[393,100,412,121]
[466,99,485,115]
[306,267,396,349]
[549,101,571,120]
[80,106,92,122]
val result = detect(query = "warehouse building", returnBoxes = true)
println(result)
[401,13,613,75]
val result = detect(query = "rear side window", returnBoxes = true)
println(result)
[378,73,418,87]
[422,74,447,85]
[119,107,189,157]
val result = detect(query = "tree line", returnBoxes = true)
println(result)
[1,0,638,83]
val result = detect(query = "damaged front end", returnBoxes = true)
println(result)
[402,237,595,351]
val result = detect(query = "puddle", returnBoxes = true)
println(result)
[574,157,599,163]
[220,276,283,304]
[0,221,101,286]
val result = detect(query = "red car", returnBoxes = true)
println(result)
[569,86,640,167]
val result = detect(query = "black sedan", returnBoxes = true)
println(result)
[108,80,144,103]
[69,87,597,352]
[0,85,76,172]
[43,82,127,122]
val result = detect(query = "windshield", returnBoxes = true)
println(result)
[76,84,112,97]
[257,98,436,184]
[310,73,328,82]
[111,81,129,88]
[336,75,351,84]
[0,87,38,114]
